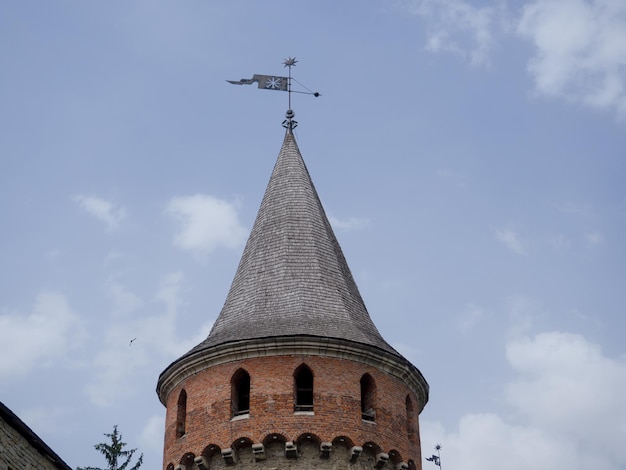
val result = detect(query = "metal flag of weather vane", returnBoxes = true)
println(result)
[227,57,320,129]
[425,444,442,469]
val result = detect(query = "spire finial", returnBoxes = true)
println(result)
[282,108,297,131]
[283,57,298,111]
[283,57,298,131]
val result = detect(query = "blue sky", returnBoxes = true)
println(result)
[1,1,625,469]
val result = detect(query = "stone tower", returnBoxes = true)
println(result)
[157,125,429,470]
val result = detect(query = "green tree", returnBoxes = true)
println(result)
[77,425,143,470]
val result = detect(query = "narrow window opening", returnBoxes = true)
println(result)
[360,374,376,421]
[176,389,187,438]
[406,395,417,442]
[231,369,250,417]
[294,365,314,412]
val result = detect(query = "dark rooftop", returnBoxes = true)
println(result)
[0,401,72,470]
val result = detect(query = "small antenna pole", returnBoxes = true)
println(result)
[287,60,292,109]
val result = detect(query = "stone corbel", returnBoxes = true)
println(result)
[221,448,237,465]
[320,442,332,459]
[252,443,266,461]
[285,441,298,459]
[375,453,389,469]
[194,456,209,470]
[350,446,363,463]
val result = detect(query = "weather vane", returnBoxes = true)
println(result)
[227,57,320,130]
[425,444,442,469]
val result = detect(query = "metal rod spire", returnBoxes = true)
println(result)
[283,57,297,130]
[286,59,293,109]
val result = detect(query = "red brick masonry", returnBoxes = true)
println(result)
[163,355,423,469]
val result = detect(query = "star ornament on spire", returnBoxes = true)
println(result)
[283,57,298,67]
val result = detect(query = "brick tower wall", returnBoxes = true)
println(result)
[162,355,423,470]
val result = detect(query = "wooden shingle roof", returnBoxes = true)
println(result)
[187,130,398,356]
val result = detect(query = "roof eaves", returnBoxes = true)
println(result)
[0,401,72,470]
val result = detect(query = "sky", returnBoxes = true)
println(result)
[1,1,625,469]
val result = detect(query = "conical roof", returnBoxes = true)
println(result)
[188,130,397,356]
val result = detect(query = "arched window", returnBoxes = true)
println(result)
[406,395,416,442]
[360,373,376,421]
[231,369,250,417]
[176,389,187,438]
[294,364,314,412]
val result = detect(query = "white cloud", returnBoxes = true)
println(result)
[422,411,592,470]
[518,0,626,117]
[75,195,127,231]
[85,333,144,407]
[165,194,247,258]
[329,215,371,231]
[103,250,125,266]
[436,168,468,188]
[405,0,500,65]
[154,271,185,319]
[495,227,527,255]
[85,274,213,406]
[45,249,63,260]
[585,230,604,245]
[553,201,594,217]
[422,331,626,470]
[139,415,165,458]
[107,281,144,318]
[149,272,214,358]
[506,295,538,338]
[548,233,572,251]
[391,342,424,365]
[404,0,626,118]
[457,303,486,333]
[506,332,626,451]
[0,292,84,380]
[20,406,76,437]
